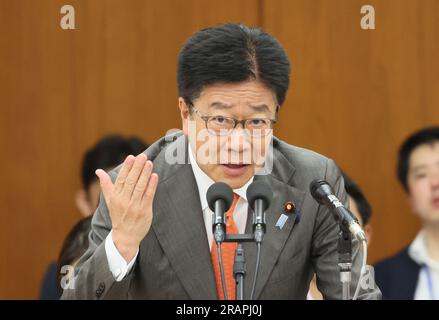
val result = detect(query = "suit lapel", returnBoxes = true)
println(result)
[151,141,217,299]
[243,149,306,300]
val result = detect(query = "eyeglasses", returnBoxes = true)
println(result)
[192,107,277,137]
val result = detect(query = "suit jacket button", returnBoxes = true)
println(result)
[96,282,106,298]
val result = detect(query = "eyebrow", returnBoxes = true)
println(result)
[411,165,427,173]
[208,102,233,110]
[208,102,270,113]
[411,161,439,172]
[249,104,270,113]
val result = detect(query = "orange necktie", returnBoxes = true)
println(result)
[211,194,240,300]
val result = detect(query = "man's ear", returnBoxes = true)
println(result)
[179,98,190,136]
[364,224,373,247]
[75,189,93,218]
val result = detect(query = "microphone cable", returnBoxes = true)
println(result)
[250,242,262,300]
[352,239,368,300]
[216,243,228,300]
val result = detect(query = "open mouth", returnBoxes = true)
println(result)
[432,197,439,208]
[222,164,248,168]
[220,164,250,176]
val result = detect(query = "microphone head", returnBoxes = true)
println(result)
[206,182,234,212]
[247,180,273,211]
[309,179,334,204]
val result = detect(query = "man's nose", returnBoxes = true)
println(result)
[228,126,251,149]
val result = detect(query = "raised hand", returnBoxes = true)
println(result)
[95,153,158,262]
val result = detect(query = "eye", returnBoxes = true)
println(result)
[248,119,267,127]
[414,172,427,180]
[211,116,234,127]
[212,116,226,124]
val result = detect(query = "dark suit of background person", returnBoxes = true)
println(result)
[61,132,380,299]
[374,248,421,299]
[374,127,439,300]
[61,23,381,300]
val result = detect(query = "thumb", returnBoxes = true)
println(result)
[95,169,114,201]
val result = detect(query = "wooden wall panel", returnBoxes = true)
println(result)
[1,0,438,298]
[263,0,439,264]
[0,0,259,299]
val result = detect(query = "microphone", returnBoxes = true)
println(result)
[310,179,366,241]
[207,182,234,243]
[247,180,273,243]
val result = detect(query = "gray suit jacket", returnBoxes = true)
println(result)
[62,131,381,300]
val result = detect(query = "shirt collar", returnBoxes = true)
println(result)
[408,230,439,271]
[188,143,253,211]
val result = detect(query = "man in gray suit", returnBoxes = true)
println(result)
[62,23,381,300]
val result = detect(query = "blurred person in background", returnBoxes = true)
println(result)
[39,135,149,299]
[374,127,439,300]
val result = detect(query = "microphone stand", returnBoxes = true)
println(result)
[233,245,245,300]
[222,234,255,300]
[211,184,269,300]
[338,226,353,300]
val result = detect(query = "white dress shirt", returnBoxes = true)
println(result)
[104,144,253,281]
[188,143,253,251]
[408,230,439,300]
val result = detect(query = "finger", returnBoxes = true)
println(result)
[132,160,153,202]
[122,154,147,198]
[142,173,159,205]
[95,169,114,202]
[114,155,136,193]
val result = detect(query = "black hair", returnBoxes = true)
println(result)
[177,23,290,108]
[397,126,439,192]
[342,171,372,226]
[81,135,149,191]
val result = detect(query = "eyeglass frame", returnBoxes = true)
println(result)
[188,104,279,137]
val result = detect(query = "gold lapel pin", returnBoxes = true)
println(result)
[283,201,296,214]
[275,201,296,230]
